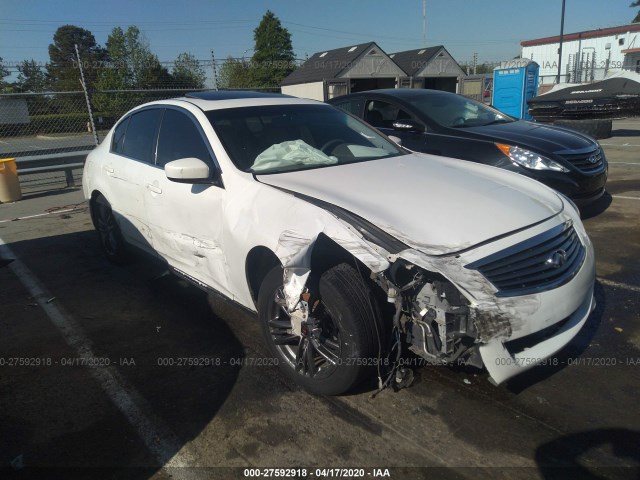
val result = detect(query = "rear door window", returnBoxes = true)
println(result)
[331,98,363,116]
[121,109,162,163]
[111,116,129,154]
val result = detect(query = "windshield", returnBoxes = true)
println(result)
[411,94,513,128]
[206,104,404,174]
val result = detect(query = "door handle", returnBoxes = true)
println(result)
[146,184,162,194]
[105,166,115,175]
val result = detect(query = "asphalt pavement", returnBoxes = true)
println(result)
[0,120,639,479]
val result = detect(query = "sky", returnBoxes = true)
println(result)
[1,0,638,75]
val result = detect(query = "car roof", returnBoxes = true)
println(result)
[174,90,320,111]
[185,90,292,101]
[329,88,453,101]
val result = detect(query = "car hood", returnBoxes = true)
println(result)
[464,120,596,154]
[258,153,563,255]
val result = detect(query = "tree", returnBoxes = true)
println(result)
[16,60,48,92]
[96,26,171,90]
[94,26,172,115]
[172,52,206,89]
[0,57,9,84]
[217,57,252,89]
[250,10,295,87]
[47,25,105,91]
[632,1,640,22]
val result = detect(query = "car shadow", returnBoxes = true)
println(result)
[17,186,83,202]
[535,428,640,479]
[611,128,640,137]
[580,191,612,220]
[0,227,251,477]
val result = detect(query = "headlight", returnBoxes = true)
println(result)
[496,144,569,172]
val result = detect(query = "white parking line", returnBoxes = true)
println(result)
[601,143,640,147]
[608,162,640,165]
[0,238,202,476]
[598,278,640,294]
[613,195,640,201]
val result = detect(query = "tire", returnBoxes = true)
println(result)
[93,195,128,264]
[553,119,612,140]
[258,263,383,395]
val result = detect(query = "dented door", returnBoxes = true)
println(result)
[142,107,232,298]
[143,169,230,297]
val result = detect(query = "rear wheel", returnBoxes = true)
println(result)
[93,195,128,264]
[258,263,383,395]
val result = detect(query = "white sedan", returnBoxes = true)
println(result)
[83,91,595,395]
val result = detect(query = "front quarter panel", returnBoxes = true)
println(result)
[218,173,391,310]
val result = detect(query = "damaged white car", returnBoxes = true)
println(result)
[83,91,596,395]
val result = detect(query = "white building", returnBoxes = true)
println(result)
[280,43,465,101]
[521,23,640,86]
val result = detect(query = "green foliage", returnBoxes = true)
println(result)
[0,57,9,82]
[16,60,49,92]
[172,52,207,89]
[96,26,171,89]
[93,26,172,112]
[47,25,106,91]
[217,57,252,89]
[0,57,12,93]
[250,10,295,87]
[634,11,640,23]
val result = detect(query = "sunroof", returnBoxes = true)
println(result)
[185,91,290,101]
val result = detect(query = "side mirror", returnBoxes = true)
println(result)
[388,135,402,146]
[165,157,211,183]
[392,119,425,133]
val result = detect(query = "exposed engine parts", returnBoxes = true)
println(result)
[378,260,483,373]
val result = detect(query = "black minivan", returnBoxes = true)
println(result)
[329,89,607,205]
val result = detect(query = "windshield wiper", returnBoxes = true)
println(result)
[482,118,510,126]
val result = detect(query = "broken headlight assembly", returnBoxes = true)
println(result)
[496,143,569,172]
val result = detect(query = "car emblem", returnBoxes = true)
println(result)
[588,155,598,164]
[545,249,567,269]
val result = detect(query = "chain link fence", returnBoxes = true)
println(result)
[0,88,215,157]
[0,85,280,193]
[1,86,282,152]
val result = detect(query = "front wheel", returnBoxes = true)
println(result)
[258,263,383,395]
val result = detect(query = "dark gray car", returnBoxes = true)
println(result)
[329,89,608,205]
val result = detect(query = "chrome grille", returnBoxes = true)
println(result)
[557,146,605,174]
[466,222,586,297]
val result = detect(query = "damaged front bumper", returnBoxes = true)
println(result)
[480,284,595,384]
[386,210,596,385]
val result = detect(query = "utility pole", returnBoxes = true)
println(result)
[210,50,219,91]
[557,0,566,84]
[75,43,98,147]
[422,0,426,47]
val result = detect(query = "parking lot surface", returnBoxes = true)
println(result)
[1,120,639,479]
